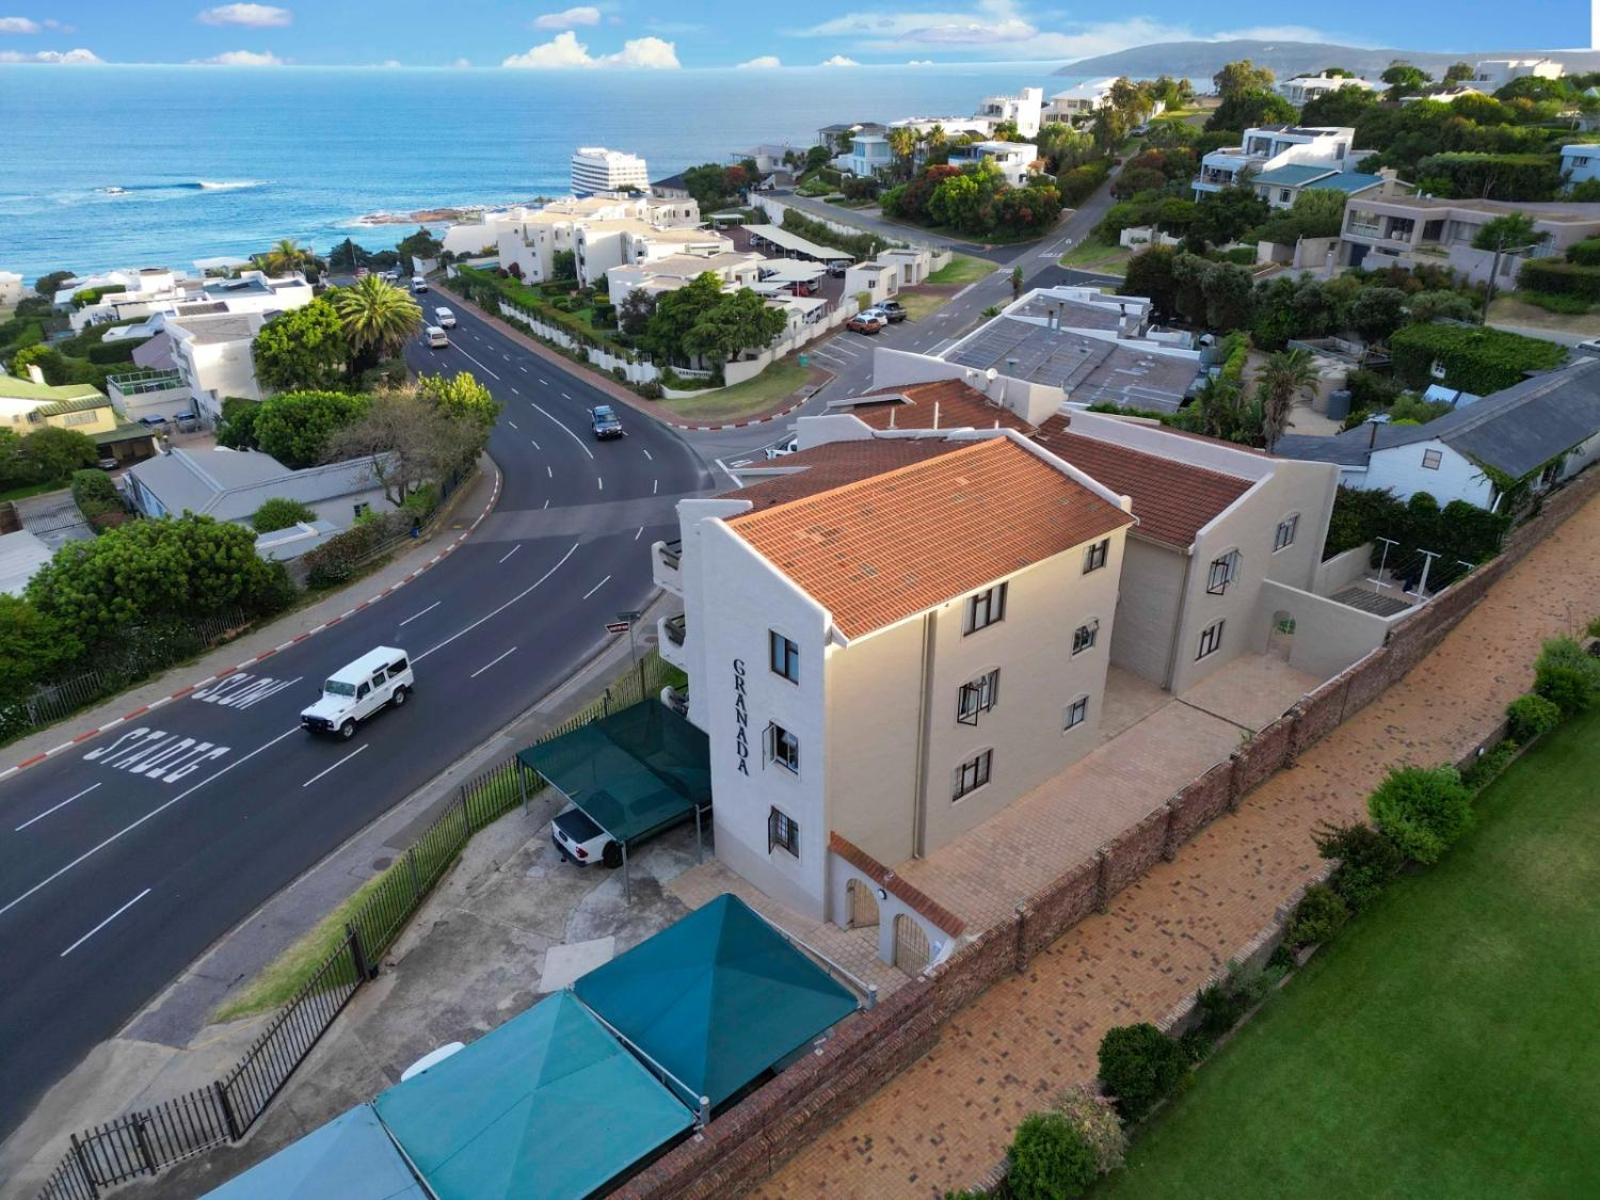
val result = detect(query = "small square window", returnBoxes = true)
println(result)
[966,582,1008,633]
[953,749,993,800]
[1274,515,1299,552]
[956,669,1000,726]
[769,630,799,684]
[768,807,799,857]
[1421,449,1443,470]
[766,723,800,774]
[353,501,371,518]
[1065,695,1089,729]
[1206,550,1241,595]
[1083,539,1110,574]
[1197,619,1225,661]
[1072,620,1099,655]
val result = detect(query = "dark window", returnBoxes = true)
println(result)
[1197,619,1225,660]
[956,669,1000,726]
[768,807,799,857]
[353,501,370,518]
[769,630,799,683]
[371,672,386,687]
[1083,539,1110,573]
[954,749,992,800]
[1274,515,1299,552]
[1206,550,1241,595]
[1421,449,1442,470]
[767,723,800,774]
[967,582,1008,633]
[356,682,370,699]
[1065,695,1089,729]
[1072,620,1099,655]
[389,657,408,674]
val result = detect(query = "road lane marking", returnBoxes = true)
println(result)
[529,401,595,460]
[415,542,578,664]
[652,478,658,495]
[640,447,652,461]
[61,888,151,957]
[0,727,300,920]
[84,728,232,783]
[511,387,519,395]
[547,465,553,478]
[469,647,517,679]
[529,437,541,450]
[499,544,521,564]
[597,476,604,491]
[192,674,301,711]
[398,600,440,627]
[508,420,519,429]
[635,526,644,540]
[15,783,102,832]
[301,744,368,789]
[561,392,571,400]
[447,342,502,381]
[520,366,529,373]
[582,575,611,600]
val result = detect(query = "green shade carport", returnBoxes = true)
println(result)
[573,894,859,1109]
[201,1105,425,1200]
[374,992,693,1200]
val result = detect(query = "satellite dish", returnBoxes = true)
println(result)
[985,367,998,382]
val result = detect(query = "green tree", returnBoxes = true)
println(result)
[1191,186,1271,247]
[1381,63,1432,99]
[681,162,734,208]
[887,126,918,179]
[619,287,655,335]
[1097,1023,1189,1122]
[251,298,349,393]
[328,238,369,273]
[1443,61,1475,84]
[329,276,422,371]
[1121,245,1179,317]
[1010,265,1024,301]
[551,249,578,282]
[324,388,481,505]
[1207,89,1297,132]
[257,238,318,278]
[395,226,442,262]
[1471,212,1542,253]
[216,396,260,450]
[17,426,98,482]
[1006,1112,1099,1200]
[1256,347,1320,450]
[33,270,73,298]
[251,497,318,533]
[0,593,82,709]
[252,390,370,468]
[1213,59,1275,99]
[1366,764,1474,864]
[1349,287,1409,343]
[417,371,501,439]
[1300,83,1381,127]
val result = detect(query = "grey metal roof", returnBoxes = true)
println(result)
[1251,164,1339,187]
[0,529,51,597]
[129,448,387,523]
[170,314,257,345]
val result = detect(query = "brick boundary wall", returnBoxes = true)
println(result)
[616,464,1600,1200]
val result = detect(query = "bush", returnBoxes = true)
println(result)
[1053,1086,1126,1175]
[1006,1111,1098,1200]
[1193,959,1279,1043]
[1533,635,1600,715]
[1058,161,1111,207]
[1285,883,1350,947]
[1519,290,1594,315]
[1366,764,1475,864]
[1506,692,1562,742]
[300,511,411,588]
[1097,1023,1188,1123]
[251,497,318,534]
[1463,739,1519,790]
[70,469,124,528]
[1390,323,1566,392]
[1517,259,1600,302]
[1567,237,1600,266]
[1315,821,1402,911]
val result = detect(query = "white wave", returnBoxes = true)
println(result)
[196,179,265,191]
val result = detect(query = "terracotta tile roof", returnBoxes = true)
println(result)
[727,437,1132,639]
[838,379,1037,435]
[1032,415,1254,549]
[828,832,966,936]
[724,439,968,510]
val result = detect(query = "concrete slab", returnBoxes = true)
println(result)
[538,937,615,992]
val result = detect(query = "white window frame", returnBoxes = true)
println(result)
[956,668,1000,726]
[1065,694,1089,729]
[1206,549,1241,595]
[765,722,800,774]
[1197,618,1225,661]
[1421,448,1443,470]
[966,582,1008,634]
[1273,514,1299,553]
[953,748,993,800]
[1072,619,1099,656]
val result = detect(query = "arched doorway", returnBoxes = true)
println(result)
[1267,610,1296,662]
[892,913,931,976]
[845,878,880,930]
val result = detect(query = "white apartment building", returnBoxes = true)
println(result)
[66,268,312,333]
[1044,77,1117,120]
[972,87,1044,138]
[492,195,703,284]
[1471,57,1563,92]
[1194,124,1357,196]
[839,132,893,178]
[654,430,1135,918]
[105,308,270,427]
[605,249,766,306]
[575,223,732,291]
[571,146,650,197]
[946,140,1039,187]
[1562,144,1600,189]
[1274,74,1379,106]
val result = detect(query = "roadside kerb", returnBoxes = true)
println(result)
[0,460,503,781]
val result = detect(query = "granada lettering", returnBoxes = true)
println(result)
[733,657,749,776]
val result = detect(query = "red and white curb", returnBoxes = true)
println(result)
[683,392,815,432]
[0,468,504,782]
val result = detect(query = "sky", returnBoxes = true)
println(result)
[0,1,1589,70]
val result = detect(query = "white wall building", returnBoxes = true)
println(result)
[571,146,650,197]
[972,87,1044,139]
[67,268,312,333]
[605,250,766,306]
[1044,77,1118,120]
[1471,58,1563,92]
[1562,144,1600,189]
[1274,74,1379,106]
[839,132,893,179]
[946,140,1039,187]
[1194,125,1357,196]
[492,195,703,284]
[0,270,23,309]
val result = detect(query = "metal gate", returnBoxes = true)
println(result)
[846,878,880,930]
[892,913,930,975]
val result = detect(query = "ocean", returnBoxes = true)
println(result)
[0,63,1079,282]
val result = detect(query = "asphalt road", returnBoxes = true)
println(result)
[0,295,711,1141]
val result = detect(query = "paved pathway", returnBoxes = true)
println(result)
[755,493,1600,1198]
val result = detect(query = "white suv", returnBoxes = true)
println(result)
[434,306,457,328]
[301,647,414,739]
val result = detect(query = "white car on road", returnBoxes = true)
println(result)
[301,647,414,739]
[426,325,449,348]
[434,306,457,328]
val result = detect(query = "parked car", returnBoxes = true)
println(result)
[426,325,449,348]
[826,259,851,277]
[589,404,624,439]
[434,306,457,328]
[875,300,908,323]
[847,312,885,335]
[411,275,429,293]
[552,806,621,868]
[765,434,799,460]
[301,647,413,739]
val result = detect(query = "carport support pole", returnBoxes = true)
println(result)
[518,765,529,815]
[622,841,631,905]
[699,1095,711,1127]
[694,806,704,865]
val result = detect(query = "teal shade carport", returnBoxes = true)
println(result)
[374,992,693,1200]
[201,1105,425,1200]
[573,894,859,1109]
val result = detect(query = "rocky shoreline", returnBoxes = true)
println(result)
[351,198,553,227]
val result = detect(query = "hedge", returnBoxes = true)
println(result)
[300,511,413,588]
[1517,259,1600,302]
[1566,237,1600,267]
[1389,322,1567,392]
[1058,161,1111,207]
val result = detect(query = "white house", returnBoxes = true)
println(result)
[972,87,1044,138]
[570,146,650,197]
[1194,125,1357,196]
[492,195,703,284]
[0,270,23,309]
[1250,164,1406,210]
[1274,75,1379,106]
[730,144,795,174]
[839,132,893,179]
[946,140,1039,187]
[1471,58,1563,92]
[67,268,312,333]
[104,310,270,428]
[1562,144,1600,189]
[605,250,766,306]
[1044,77,1118,120]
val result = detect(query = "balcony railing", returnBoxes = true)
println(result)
[106,368,186,397]
[657,540,681,571]
[664,614,686,646]
[1346,221,1382,238]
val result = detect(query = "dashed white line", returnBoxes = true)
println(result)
[582,575,612,600]
[61,888,152,957]
[414,542,579,664]
[561,392,571,400]
[15,783,102,832]
[529,437,541,450]
[640,447,653,461]
[508,420,519,430]
[469,647,518,679]
[546,464,554,478]
[597,476,604,491]
[398,600,440,627]
[511,387,519,395]
[543,498,550,509]
[530,401,595,459]
[448,342,502,381]
[635,525,644,541]
[520,365,529,374]
[652,478,659,495]
[301,744,368,790]
[499,544,521,564]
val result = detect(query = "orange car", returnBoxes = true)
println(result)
[846,312,885,334]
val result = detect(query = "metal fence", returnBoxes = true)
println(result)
[34,652,673,1200]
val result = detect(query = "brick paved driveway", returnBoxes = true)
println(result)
[754,496,1600,1198]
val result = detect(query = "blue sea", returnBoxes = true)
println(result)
[0,63,1079,282]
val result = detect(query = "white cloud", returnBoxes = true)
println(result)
[0,46,100,62]
[502,31,679,69]
[193,48,285,65]
[450,57,471,68]
[1210,25,1354,44]
[907,59,935,65]
[197,3,292,28]
[533,6,600,30]
[820,54,859,67]
[736,54,781,69]
[379,59,402,67]
[0,16,39,33]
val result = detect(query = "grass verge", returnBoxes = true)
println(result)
[658,359,813,422]
[0,480,71,503]
[926,254,994,286]
[1487,294,1600,337]
[1095,706,1600,1199]
[1059,240,1133,275]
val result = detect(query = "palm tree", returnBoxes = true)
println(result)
[259,238,317,277]
[886,126,917,180]
[1255,349,1320,452]
[925,123,947,156]
[330,275,422,370]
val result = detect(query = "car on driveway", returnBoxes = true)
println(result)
[434,306,457,328]
[765,434,799,460]
[552,806,621,868]
[589,404,624,439]
[875,299,908,323]
[847,312,885,335]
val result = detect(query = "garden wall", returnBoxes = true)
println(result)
[617,464,1600,1200]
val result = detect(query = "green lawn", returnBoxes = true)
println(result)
[926,254,994,286]
[1059,241,1133,276]
[0,479,70,504]
[1097,709,1600,1199]
[1487,294,1600,338]
[659,359,813,422]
